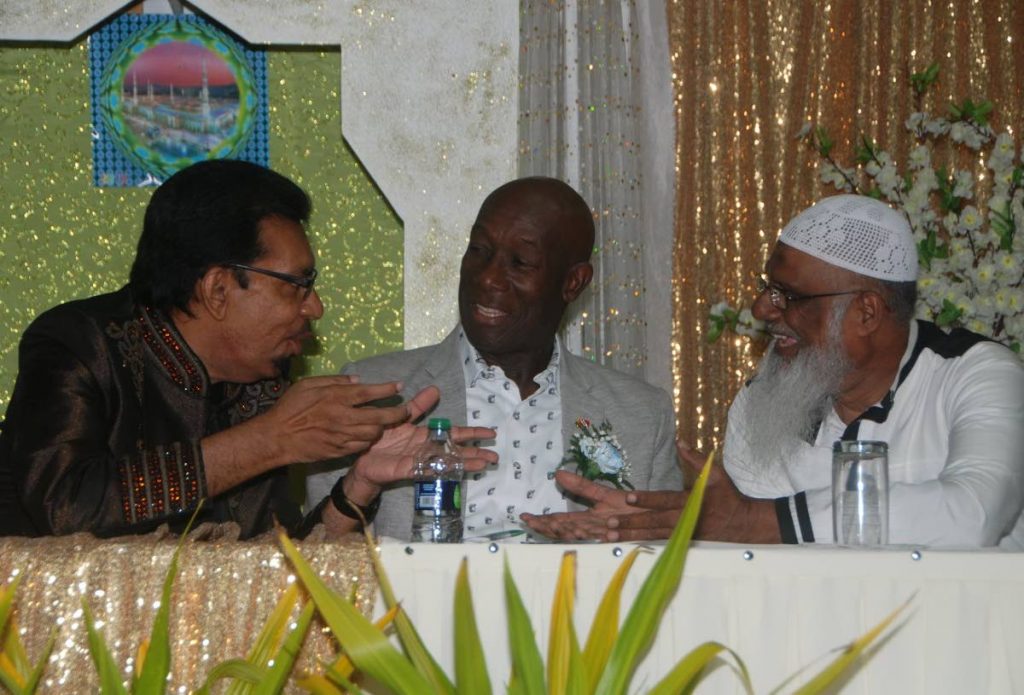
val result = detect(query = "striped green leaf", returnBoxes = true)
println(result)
[360,526,455,694]
[503,555,545,695]
[790,595,912,694]
[194,659,264,694]
[581,547,641,692]
[647,641,751,695]
[82,600,129,695]
[453,558,491,695]
[278,532,432,695]
[254,600,316,695]
[594,450,714,695]
[547,552,585,695]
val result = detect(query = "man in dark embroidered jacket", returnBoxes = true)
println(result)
[0,160,495,539]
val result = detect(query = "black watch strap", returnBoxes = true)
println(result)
[329,476,381,525]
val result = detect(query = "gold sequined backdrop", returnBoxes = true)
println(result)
[0,44,403,410]
[668,0,1024,451]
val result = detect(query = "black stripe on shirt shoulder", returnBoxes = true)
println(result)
[916,320,990,359]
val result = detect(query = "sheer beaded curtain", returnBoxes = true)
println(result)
[518,0,675,388]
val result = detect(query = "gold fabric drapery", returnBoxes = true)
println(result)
[0,529,376,692]
[668,0,1024,450]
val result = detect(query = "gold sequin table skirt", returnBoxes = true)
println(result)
[0,525,376,693]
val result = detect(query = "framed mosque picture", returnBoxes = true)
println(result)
[89,14,268,187]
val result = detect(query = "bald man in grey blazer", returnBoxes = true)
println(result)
[307,177,682,541]
[306,327,680,540]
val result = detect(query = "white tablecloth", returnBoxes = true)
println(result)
[376,541,1024,693]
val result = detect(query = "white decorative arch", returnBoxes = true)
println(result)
[0,0,519,348]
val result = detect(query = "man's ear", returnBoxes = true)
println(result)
[562,261,594,303]
[195,266,233,320]
[851,290,886,336]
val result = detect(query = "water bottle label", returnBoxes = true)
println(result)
[413,479,461,515]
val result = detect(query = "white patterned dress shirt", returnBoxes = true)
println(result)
[459,330,565,541]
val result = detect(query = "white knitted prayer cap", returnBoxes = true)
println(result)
[778,194,918,282]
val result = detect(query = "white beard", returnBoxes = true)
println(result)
[741,302,853,464]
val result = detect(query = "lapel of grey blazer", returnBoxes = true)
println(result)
[558,350,604,455]
[559,350,608,512]
[422,327,469,425]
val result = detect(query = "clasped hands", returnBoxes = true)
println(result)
[520,442,780,544]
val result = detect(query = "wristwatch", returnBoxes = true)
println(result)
[329,475,381,524]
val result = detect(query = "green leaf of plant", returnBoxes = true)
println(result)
[594,450,714,695]
[453,558,491,695]
[705,320,724,344]
[278,532,433,695]
[503,556,545,695]
[23,631,56,695]
[975,100,993,125]
[195,658,265,695]
[134,511,201,695]
[647,641,751,695]
[245,582,301,674]
[936,298,963,326]
[854,135,875,164]
[2,612,29,681]
[790,595,912,694]
[0,576,21,637]
[323,605,400,690]
[547,552,580,695]
[294,673,349,695]
[815,127,833,157]
[360,525,455,694]
[254,600,316,695]
[0,660,25,695]
[581,548,641,693]
[82,600,129,695]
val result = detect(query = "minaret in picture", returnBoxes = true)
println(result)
[131,71,138,105]
[147,80,153,101]
[200,57,211,126]
[170,82,176,105]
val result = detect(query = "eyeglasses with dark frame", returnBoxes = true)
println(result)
[227,263,318,299]
[756,275,861,311]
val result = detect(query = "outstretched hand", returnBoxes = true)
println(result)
[520,468,688,542]
[521,440,783,543]
[346,385,498,490]
[263,374,416,461]
[202,374,422,496]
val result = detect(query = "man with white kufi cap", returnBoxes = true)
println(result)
[523,194,1024,548]
[715,194,1024,547]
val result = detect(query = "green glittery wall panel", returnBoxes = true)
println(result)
[0,45,403,410]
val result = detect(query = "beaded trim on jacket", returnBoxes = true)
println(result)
[137,304,209,395]
[102,304,209,524]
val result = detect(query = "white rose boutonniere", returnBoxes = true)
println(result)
[560,418,634,490]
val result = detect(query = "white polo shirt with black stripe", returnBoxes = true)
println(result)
[724,320,1024,548]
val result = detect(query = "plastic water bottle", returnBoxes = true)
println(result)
[411,418,464,543]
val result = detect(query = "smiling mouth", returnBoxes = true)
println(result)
[768,325,799,349]
[473,304,508,320]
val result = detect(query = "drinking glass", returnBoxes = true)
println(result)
[832,440,889,546]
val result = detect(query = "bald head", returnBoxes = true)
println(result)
[458,177,595,379]
[477,177,595,264]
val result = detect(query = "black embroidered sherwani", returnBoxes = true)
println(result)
[0,286,305,538]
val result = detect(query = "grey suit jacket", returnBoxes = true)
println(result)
[306,327,682,540]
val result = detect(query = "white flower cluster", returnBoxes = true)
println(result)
[707,301,766,342]
[816,110,1024,351]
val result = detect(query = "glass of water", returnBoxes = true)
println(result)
[832,440,889,546]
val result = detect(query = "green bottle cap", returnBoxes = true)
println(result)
[427,417,451,430]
